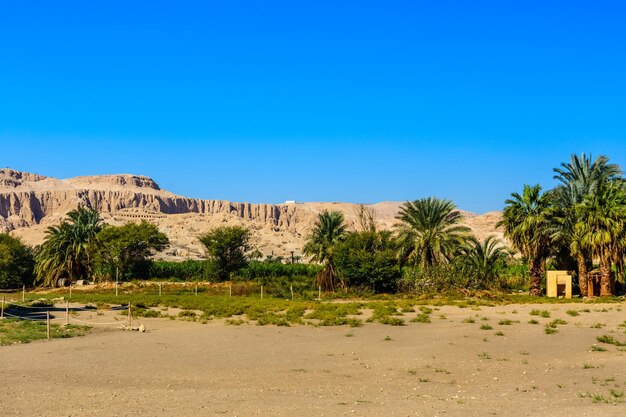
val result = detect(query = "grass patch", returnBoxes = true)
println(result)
[530,309,550,318]
[566,309,579,317]
[411,313,431,324]
[480,324,493,330]
[596,335,626,346]
[0,319,89,345]
[590,345,607,352]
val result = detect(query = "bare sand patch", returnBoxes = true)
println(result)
[2,303,625,416]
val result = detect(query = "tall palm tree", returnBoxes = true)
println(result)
[575,183,626,296]
[552,153,622,295]
[497,184,554,296]
[303,211,347,291]
[35,207,103,287]
[396,197,471,269]
[458,236,512,289]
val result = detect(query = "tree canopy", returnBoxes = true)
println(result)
[94,221,169,281]
[199,226,251,281]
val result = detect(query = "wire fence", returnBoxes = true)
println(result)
[0,296,135,339]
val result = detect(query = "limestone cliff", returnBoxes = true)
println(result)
[0,168,502,260]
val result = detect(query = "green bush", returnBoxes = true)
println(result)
[333,231,401,293]
[0,233,35,289]
[149,260,210,280]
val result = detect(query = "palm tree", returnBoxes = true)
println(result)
[552,153,622,296]
[575,183,626,296]
[35,207,103,287]
[396,197,471,269]
[458,236,512,289]
[303,211,347,291]
[497,184,554,296]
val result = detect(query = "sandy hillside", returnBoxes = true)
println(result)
[1,168,503,260]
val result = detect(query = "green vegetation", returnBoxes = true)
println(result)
[396,197,471,269]
[0,319,89,345]
[94,221,169,281]
[596,335,626,347]
[530,309,551,318]
[4,153,626,300]
[303,211,347,291]
[35,207,103,287]
[199,226,251,281]
[334,229,401,293]
[498,184,553,296]
[0,234,35,289]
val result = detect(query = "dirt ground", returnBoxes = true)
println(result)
[2,302,625,417]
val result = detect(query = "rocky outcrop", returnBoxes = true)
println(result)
[0,169,502,259]
[0,170,318,235]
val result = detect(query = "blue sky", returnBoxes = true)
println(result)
[1,1,625,213]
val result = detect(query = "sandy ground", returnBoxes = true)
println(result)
[2,302,625,417]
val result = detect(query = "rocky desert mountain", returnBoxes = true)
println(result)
[0,168,503,260]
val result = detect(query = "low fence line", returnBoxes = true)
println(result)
[0,300,133,338]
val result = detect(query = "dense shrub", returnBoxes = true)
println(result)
[236,262,321,280]
[334,231,401,293]
[149,260,210,280]
[0,233,35,289]
[199,226,251,281]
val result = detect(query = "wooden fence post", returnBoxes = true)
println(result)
[1,296,4,318]
[128,303,132,326]
[318,285,321,300]
[46,311,51,340]
[260,285,263,299]
[159,283,162,296]
[195,284,198,296]
[22,285,25,303]
[290,285,294,300]
[229,284,232,297]
[66,301,69,325]
[69,284,72,300]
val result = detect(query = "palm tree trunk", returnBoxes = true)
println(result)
[599,253,612,297]
[529,258,542,296]
[577,254,588,297]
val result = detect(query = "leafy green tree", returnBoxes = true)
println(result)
[35,207,103,286]
[575,182,626,296]
[334,230,401,293]
[551,153,622,295]
[396,197,471,269]
[457,236,512,290]
[303,211,347,291]
[0,234,35,289]
[498,184,554,296]
[94,221,169,281]
[199,226,251,281]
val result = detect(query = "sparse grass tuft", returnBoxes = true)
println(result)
[530,309,550,318]
[411,313,431,324]
[596,335,625,346]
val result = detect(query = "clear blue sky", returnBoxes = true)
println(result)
[1,1,625,213]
